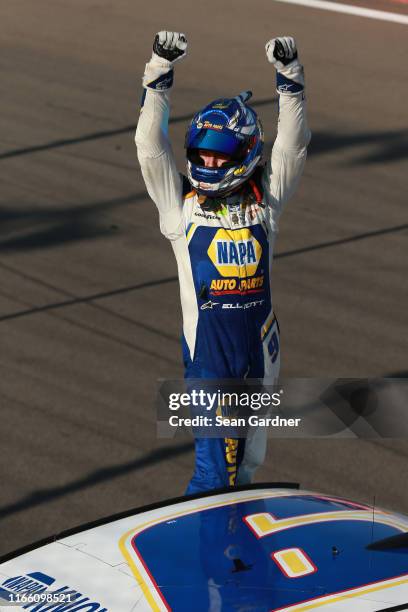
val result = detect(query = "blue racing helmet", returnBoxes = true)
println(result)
[185,92,264,197]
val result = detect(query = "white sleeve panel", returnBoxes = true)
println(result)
[263,92,311,225]
[135,89,184,240]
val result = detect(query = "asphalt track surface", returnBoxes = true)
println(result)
[0,0,407,556]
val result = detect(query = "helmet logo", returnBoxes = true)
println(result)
[233,165,246,176]
[196,120,223,131]
[212,100,232,109]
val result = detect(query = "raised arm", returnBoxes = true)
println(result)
[135,32,187,239]
[263,37,311,221]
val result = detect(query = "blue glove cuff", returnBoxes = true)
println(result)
[145,69,174,91]
[276,72,304,94]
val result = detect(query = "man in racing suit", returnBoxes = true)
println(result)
[135,32,310,494]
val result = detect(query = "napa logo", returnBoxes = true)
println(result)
[0,572,55,602]
[207,228,262,277]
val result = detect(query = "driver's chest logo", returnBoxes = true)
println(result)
[207,228,262,277]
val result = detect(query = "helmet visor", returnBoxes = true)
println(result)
[187,129,247,160]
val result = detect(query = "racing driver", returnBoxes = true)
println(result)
[135,31,310,494]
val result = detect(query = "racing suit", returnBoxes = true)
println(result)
[135,61,310,495]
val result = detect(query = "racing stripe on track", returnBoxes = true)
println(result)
[273,0,408,24]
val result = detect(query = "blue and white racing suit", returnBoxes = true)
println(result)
[135,60,310,494]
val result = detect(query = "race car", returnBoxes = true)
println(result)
[1,483,408,611]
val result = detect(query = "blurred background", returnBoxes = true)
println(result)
[0,0,407,555]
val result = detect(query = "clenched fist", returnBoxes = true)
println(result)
[153,31,187,64]
[265,37,298,70]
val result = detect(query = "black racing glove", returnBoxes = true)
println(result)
[152,31,187,63]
